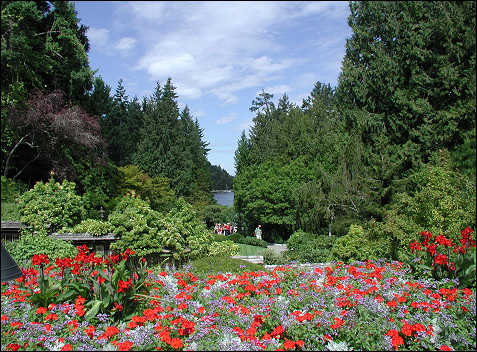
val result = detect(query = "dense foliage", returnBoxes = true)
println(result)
[233,1,476,259]
[109,197,213,262]
[5,233,77,267]
[287,230,337,264]
[17,178,85,235]
[1,1,216,215]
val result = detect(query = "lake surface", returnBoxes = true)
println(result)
[213,191,234,207]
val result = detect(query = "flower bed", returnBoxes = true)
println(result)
[1,252,476,351]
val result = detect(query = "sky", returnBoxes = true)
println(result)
[73,1,353,176]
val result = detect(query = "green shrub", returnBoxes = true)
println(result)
[211,233,229,242]
[61,219,114,236]
[228,233,246,243]
[189,256,265,275]
[287,230,315,252]
[331,224,391,263]
[5,233,77,267]
[286,230,336,263]
[73,159,121,219]
[109,196,166,256]
[208,240,240,257]
[371,151,476,260]
[263,249,289,265]
[110,197,213,262]
[17,178,85,235]
[240,236,268,247]
[117,165,176,213]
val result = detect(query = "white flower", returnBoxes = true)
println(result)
[219,333,242,348]
[326,340,353,351]
[51,342,65,351]
[430,317,442,344]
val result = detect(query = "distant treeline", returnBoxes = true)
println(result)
[208,163,234,190]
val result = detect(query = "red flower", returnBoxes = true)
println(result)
[6,344,21,351]
[283,340,296,350]
[409,240,422,253]
[67,320,79,331]
[169,338,183,349]
[433,253,448,266]
[75,296,86,305]
[118,341,133,351]
[99,326,120,339]
[426,244,437,257]
[440,346,452,351]
[60,344,73,351]
[107,253,120,265]
[32,254,49,266]
[114,302,123,312]
[36,307,47,315]
[85,325,95,338]
[271,325,284,337]
[45,313,58,321]
[435,234,453,247]
[330,317,345,329]
[177,303,188,310]
[118,278,132,293]
[401,322,412,337]
[392,335,404,350]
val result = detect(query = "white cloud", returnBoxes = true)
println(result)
[128,2,167,20]
[111,1,351,103]
[216,114,237,125]
[87,27,110,48]
[124,2,346,103]
[115,37,137,52]
[263,84,291,97]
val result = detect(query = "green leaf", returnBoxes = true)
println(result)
[84,300,102,321]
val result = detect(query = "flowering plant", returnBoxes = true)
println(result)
[24,245,150,322]
[28,255,62,307]
[407,227,476,287]
[2,258,475,351]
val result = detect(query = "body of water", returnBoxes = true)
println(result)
[213,191,234,207]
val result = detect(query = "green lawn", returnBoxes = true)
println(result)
[238,243,267,256]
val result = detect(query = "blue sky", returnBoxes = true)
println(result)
[73,1,352,176]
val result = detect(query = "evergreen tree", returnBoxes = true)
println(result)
[234,130,252,176]
[101,79,129,165]
[336,1,476,176]
[134,78,183,189]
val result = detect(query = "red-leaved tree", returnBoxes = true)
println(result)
[4,89,105,180]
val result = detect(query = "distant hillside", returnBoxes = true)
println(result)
[208,162,234,190]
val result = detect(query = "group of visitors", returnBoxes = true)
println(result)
[214,223,237,236]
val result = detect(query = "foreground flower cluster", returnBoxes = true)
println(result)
[1,257,476,351]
